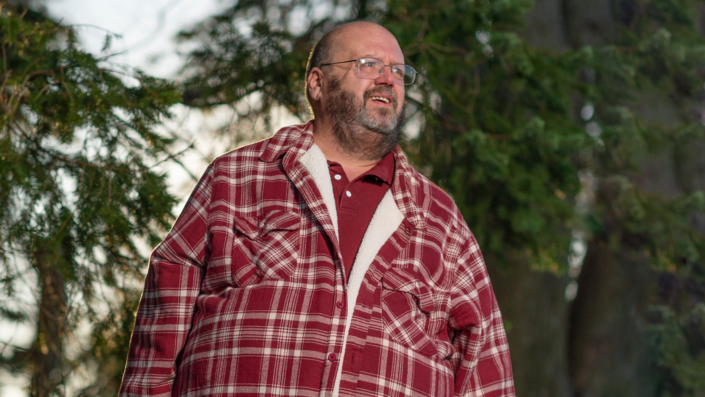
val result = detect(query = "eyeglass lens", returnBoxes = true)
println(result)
[358,58,415,85]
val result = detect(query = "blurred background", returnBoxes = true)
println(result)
[1,0,704,395]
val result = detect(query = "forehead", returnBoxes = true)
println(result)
[330,23,404,63]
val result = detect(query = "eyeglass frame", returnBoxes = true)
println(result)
[318,57,417,85]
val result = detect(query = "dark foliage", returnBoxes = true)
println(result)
[0,4,181,395]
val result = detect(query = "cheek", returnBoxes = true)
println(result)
[396,88,405,107]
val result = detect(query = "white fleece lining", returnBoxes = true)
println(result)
[298,143,339,240]
[332,190,404,396]
[298,144,404,396]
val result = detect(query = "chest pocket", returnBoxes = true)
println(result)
[232,210,301,286]
[380,268,439,358]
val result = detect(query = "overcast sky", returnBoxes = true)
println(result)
[45,0,229,77]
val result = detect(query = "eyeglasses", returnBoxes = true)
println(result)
[319,57,417,85]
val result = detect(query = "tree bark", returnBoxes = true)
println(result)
[559,1,665,395]
[486,2,577,395]
[563,0,617,48]
[568,240,660,397]
[487,255,574,397]
[522,0,570,52]
[30,248,67,397]
[517,1,676,395]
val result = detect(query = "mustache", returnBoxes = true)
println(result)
[363,87,398,108]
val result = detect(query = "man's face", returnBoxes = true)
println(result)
[319,24,407,159]
[323,74,405,160]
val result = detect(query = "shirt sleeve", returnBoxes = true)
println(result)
[449,233,515,397]
[119,164,214,396]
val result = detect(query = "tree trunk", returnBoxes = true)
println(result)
[522,0,570,52]
[560,1,665,394]
[484,2,578,396]
[518,1,671,395]
[487,255,574,397]
[563,0,617,48]
[30,249,68,397]
[568,240,660,397]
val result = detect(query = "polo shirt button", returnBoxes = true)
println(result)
[345,191,352,197]
[334,174,342,180]
[336,301,345,309]
[328,353,337,361]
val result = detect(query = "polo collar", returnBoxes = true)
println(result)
[260,120,426,231]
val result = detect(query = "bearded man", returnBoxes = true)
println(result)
[120,21,515,397]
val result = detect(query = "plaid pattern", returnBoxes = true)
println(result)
[120,122,515,396]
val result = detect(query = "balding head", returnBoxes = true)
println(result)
[304,22,402,117]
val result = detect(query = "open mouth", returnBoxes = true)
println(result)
[370,96,391,104]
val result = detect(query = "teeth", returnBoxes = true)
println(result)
[371,96,390,103]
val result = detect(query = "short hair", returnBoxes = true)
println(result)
[304,28,338,118]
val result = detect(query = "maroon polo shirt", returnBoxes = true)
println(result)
[327,151,395,280]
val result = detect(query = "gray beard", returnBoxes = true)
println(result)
[324,77,405,161]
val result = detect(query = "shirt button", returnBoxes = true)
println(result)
[345,191,352,197]
[334,174,342,180]
[336,301,345,309]
[328,353,337,361]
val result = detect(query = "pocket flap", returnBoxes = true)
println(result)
[382,268,435,314]
[259,210,301,235]
[234,215,259,239]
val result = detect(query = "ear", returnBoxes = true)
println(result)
[307,67,324,102]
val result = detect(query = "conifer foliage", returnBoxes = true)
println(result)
[0,4,180,396]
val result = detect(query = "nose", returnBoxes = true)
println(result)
[375,65,395,85]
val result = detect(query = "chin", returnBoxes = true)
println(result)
[370,106,396,119]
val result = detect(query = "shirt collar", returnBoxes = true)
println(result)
[260,120,426,231]
[389,145,426,231]
[365,150,395,185]
[259,121,315,163]
[326,150,395,186]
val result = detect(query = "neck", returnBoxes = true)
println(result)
[311,118,385,181]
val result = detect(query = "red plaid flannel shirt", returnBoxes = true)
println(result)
[120,122,515,397]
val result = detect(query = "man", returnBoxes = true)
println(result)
[120,21,514,396]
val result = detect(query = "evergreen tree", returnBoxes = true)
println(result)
[0,4,181,395]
